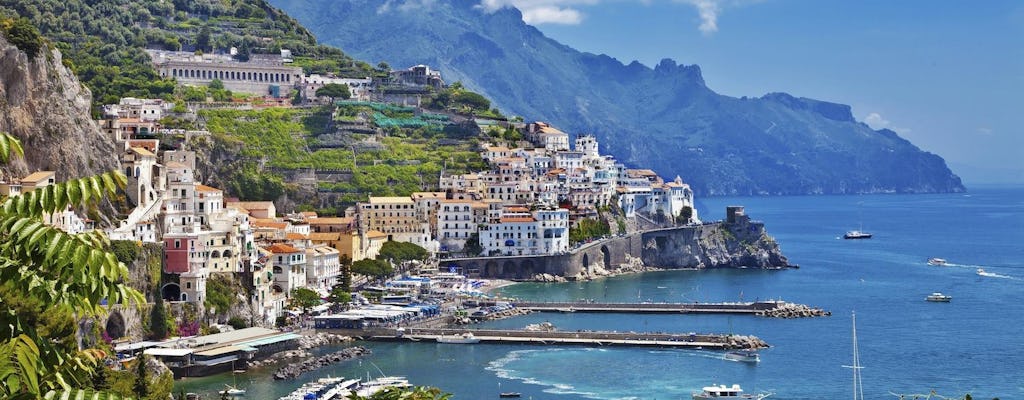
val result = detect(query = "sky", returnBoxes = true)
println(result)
[478,0,1024,185]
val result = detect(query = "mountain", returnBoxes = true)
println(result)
[270,0,965,196]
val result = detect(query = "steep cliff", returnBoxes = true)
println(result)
[0,35,120,197]
[641,220,790,269]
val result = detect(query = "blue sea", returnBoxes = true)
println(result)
[178,187,1024,399]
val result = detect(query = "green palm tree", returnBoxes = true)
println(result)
[0,132,144,399]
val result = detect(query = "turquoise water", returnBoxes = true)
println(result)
[178,187,1024,399]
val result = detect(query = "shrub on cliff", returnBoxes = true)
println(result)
[1,17,44,58]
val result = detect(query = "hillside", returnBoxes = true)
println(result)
[270,0,965,196]
[0,0,378,111]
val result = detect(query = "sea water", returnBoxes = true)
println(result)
[177,187,1024,399]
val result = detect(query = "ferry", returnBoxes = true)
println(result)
[724,350,761,363]
[692,384,772,399]
[927,258,948,266]
[926,292,952,302]
[436,332,480,344]
[843,230,872,239]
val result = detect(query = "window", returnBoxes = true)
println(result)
[186,282,191,289]
[174,240,180,249]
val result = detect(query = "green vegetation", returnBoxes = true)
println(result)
[0,132,144,397]
[569,218,611,244]
[204,274,238,314]
[288,287,322,314]
[1,17,45,58]
[149,294,168,340]
[110,240,141,266]
[427,82,503,118]
[316,83,351,101]
[377,241,428,265]
[350,386,451,400]
[0,0,375,113]
[351,259,393,281]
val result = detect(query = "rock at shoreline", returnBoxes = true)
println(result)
[272,346,370,380]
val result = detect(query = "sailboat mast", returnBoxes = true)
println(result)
[851,312,864,400]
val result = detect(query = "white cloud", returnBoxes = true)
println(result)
[378,0,437,14]
[477,0,743,33]
[864,112,891,129]
[679,0,721,35]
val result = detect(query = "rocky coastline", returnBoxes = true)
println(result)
[272,346,370,380]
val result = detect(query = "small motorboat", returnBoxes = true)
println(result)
[926,292,952,302]
[927,258,947,266]
[499,392,522,398]
[692,384,771,399]
[843,230,872,239]
[724,350,761,363]
[220,385,246,396]
[436,332,480,344]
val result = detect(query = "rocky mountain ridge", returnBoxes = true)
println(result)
[271,0,966,196]
[0,35,120,185]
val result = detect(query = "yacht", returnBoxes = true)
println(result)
[926,292,952,302]
[278,377,360,400]
[436,332,480,344]
[843,230,872,239]
[353,376,411,397]
[927,258,947,266]
[724,350,761,363]
[692,384,771,399]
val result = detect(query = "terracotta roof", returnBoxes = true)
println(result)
[505,206,530,212]
[21,171,55,183]
[309,232,343,241]
[266,243,300,254]
[299,211,318,218]
[486,146,509,152]
[252,220,287,229]
[195,184,222,193]
[285,232,308,240]
[365,230,388,239]
[538,125,565,135]
[130,147,155,157]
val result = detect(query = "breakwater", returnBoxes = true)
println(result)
[327,328,768,350]
[506,300,829,318]
[272,346,370,380]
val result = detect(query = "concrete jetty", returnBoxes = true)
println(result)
[501,300,829,318]
[331,327,768,350]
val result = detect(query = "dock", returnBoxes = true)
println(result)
[332,328,768,350]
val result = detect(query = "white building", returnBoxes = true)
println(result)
[480,206,569,256]
[301,74,374,101]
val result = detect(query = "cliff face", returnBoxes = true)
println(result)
[641,221,790,269]
[0,36,120,186]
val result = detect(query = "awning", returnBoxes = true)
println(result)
[239,333,300,347]
[143,348,193,357]
[194,345,243,357]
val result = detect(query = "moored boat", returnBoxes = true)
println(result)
[353,376,411,397]
[499,392,522,398]
[843,230,872,239]
[927,258,947,266]
[437,332,480,344]
[692,384,771,399]
[724,350,761,363]
[220,385,246,397]
[925,292,952,302]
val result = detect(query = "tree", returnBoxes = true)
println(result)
[150,291,168,340]
[196,25,211,52]
[0,132,144,398]
[132,357,148,399]
[208,79,224,90]
[349,386,451,400]
[327,285,351,311]
[376,61,391,72]
[289,287,321,314]
[337,254,353,291]
[351,259,393,281]
[316,83,351,102]
[464,233,483,256]
[377,241,428,265]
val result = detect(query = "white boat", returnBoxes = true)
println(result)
[724,350,761,363]
[220,385,246,397]
[436,332,480,344]
[927,258,947,266]
[843,230,872,239]
[354,376,411,397]
[926,292,952,302]
[691,384,771,399]
[278,377,360,400]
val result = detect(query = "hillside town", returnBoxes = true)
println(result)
[1,52,697,329]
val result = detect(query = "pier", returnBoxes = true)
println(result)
[498,300,829,318]
[324,327,768,350]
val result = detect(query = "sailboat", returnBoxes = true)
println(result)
[842,312,865,400]
[220,362,246,396]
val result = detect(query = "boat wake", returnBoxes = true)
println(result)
[977,269,1018,280]
[485,349,641,400]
